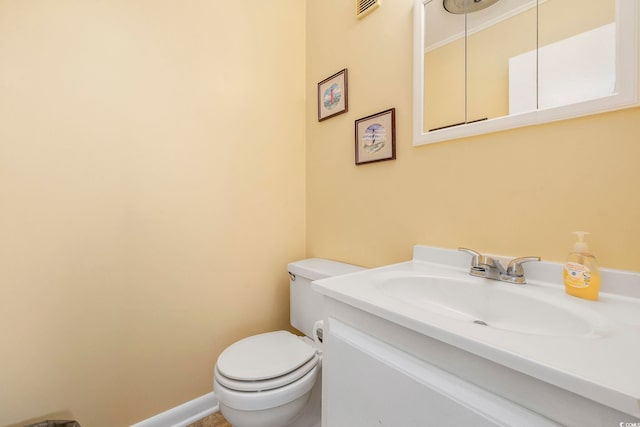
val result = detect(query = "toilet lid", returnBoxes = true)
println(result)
[217,331,317,381]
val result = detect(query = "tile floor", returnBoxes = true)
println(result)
[186,411,231,427]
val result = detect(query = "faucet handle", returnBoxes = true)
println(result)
[503,256,541,284]
[458,247,487,276]
[458,247,481,266]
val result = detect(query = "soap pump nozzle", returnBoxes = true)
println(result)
[572,231,590,253]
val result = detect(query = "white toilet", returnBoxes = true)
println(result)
[213,258,364,427]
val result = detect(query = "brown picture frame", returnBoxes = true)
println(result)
[317,69,348,121]
[355,108,396,165]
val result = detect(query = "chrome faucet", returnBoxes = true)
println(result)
[458,248,541,284]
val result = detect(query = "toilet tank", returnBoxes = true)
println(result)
[288,258,365,337]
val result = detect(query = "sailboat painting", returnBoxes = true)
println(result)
[318,69,349,121]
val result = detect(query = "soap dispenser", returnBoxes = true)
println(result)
[563,232,601,301]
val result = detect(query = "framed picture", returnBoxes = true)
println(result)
[318,69,348,121]
[355,108,396,165]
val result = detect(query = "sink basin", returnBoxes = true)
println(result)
[374,272,605,337]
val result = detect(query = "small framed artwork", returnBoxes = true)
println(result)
[355,108,396,165]
[318,69,348,121]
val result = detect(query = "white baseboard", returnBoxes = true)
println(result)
[130,392,219,427]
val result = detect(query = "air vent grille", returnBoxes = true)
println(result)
[356,0,381,19]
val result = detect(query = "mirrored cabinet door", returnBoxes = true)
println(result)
[466,1,537,122]
[423,6,466,132]
[536,0,617,112]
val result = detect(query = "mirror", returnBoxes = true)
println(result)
[413,0,639,145]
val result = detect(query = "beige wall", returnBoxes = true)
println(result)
[306,0,640,271]
[0,2,305,426]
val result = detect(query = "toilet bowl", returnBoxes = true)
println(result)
[213,258,365,427]
[214,331,320,427]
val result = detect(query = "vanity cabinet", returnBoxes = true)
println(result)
[324,317,557,426]
[320,298,639,427]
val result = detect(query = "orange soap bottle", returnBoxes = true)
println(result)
[563,232,601,301]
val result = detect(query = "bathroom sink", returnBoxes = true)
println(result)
[313,246,640,419]
[374,272,602,337]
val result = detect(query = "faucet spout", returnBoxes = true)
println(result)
[486,257,506,274]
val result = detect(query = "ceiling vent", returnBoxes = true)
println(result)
[356,0,381,19]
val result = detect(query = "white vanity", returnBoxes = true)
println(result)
[312,246,640,426]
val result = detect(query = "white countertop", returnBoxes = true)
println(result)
[312,245,640,418]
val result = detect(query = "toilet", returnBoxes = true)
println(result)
[213,258,364,427]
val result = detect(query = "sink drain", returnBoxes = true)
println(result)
[473,320,488,326]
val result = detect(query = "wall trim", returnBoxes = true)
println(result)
[130,392,219,427]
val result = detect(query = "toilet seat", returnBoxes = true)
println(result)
[215,331,319,392]
[214,363,319,412]
[215,354,319,392]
